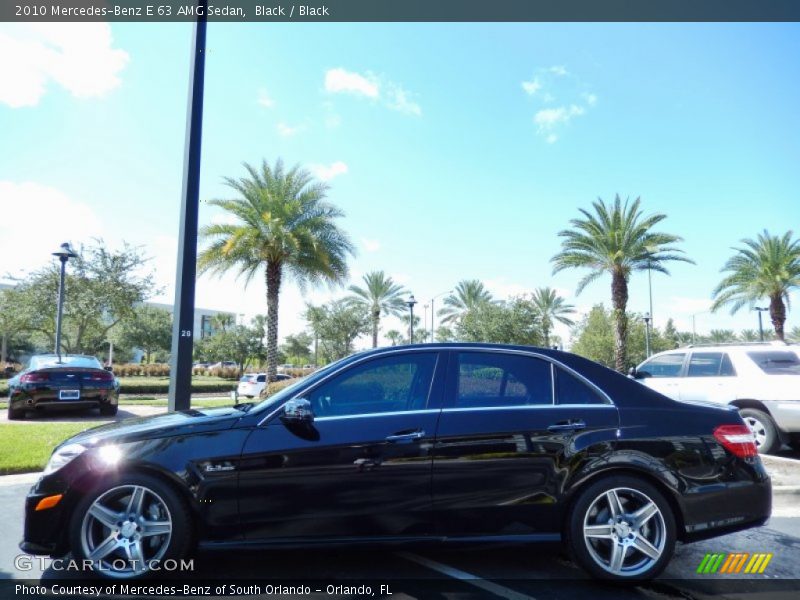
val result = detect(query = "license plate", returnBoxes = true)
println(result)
[59,389,80,400]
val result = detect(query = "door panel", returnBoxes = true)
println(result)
[237,351,444,540]
[432,351,619,537]
[678,352,736,404]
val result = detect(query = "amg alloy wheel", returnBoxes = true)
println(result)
[569,476,675,581]
[70,474,192,579]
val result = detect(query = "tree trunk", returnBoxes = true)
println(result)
[1,334,6,365]
[265,260,282,382]
[611,269,629,373]
[372,310,380,348]
[770,294,786,340]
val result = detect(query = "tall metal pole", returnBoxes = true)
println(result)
[169,6,208,412]
[430,298,435,341]
[757,310,765,341]
[648,259,654,328]
[54,257,67,361]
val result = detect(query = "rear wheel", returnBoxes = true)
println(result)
[69,473,192,579]
[8,405,24,420]
[568,475,676,581]
[739,408,780,454]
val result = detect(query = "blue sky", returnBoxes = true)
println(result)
[1,22,799,345]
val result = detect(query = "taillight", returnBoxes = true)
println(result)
[88,371,115,382]
[713,424,758,458]
[20,372,49,383]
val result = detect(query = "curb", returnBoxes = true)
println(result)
[773,485,800,496]
[0,472,41,486]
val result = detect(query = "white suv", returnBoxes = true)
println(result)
[632,343,800,453]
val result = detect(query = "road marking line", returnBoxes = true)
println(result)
[397,552,536,600]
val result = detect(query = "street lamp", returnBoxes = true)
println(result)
[406,295,417,344]
[430,289,452,341]
[51,242,78,362]
[754,307,769,341]
[643,312,652,358]
[423,304,429,341]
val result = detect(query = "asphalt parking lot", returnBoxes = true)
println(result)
[1,474,798,600]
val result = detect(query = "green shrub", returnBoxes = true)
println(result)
[119,380,234,395]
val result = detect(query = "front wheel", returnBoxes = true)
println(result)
[739,408,780,454]
[69,473,193,579]
[99,403,118,417]
[567,475,676,581]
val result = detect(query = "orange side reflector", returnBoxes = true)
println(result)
[34,494,63,511]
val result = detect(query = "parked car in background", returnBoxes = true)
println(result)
[277,364,294,373]
[7,354,119,420]
[236,373,292,398]
[208,361,237,370]
[22,344,769,581]
[632,342,800,453]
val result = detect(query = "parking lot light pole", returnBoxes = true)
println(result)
[755,306,768,341]
[430,289,452,342]
[406,295,417,344]
[51,242,77,362]
[169,2,208,413]
[643,312,652,357]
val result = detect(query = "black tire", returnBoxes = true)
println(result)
[567,475,676,581]
[739,408,781,454]
[8,405,24,420]
[68,472,193,579]
[99,404,118,416]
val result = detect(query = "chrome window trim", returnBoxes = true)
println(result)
[258,346,614,426]
[440,404,617,413]
[314,409,441,422]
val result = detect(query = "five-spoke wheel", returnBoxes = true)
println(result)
[69,474,191,578]
[569,476,676,581]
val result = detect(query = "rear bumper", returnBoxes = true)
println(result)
[680,476,772,543]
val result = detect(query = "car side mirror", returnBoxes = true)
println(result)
[281,398,314,425]
[628,367,637,378]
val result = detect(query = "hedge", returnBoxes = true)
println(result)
[119,380,235,395]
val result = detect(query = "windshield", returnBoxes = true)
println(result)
[747,351,800,375]
[249,356,354,414]
[29,355,103,370]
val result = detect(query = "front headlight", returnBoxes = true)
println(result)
[43,443,87,475]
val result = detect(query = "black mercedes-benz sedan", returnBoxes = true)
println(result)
[20,344,770,581]
[8,354,119,420]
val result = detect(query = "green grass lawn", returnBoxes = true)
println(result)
[0,422,104,475]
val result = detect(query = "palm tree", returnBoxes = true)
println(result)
[788,326,800,343]
[531,287,575,346]
[438,280,493,325]
[711,230,800,341]
[552,196,692,372]
[708,329,737,344]
[385,330,403,346]
[739,329,760,342]
[198,160,355,381]
[347,271,407,347]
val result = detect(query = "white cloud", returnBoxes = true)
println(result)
[309,161,348,181]
[323,68,421,117]
[521,77,541,96]
[534,104,585,132]
[257,87,274,108]
[0,23,128,108]
[0,181,105,274]
[276,121,306,137]
[546,133,558,144]
[361,238,381,253]
[549,65,569,76]
[483,278,530,300]
[583,92,597,106]
[324,67,379,98]
[385,84,421,116]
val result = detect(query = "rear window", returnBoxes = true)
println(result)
[29,355,102,370]
[239,375,254,382]
[747,351,800,375]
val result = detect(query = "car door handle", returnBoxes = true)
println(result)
[385,430,426,443]
[547,420,587,432]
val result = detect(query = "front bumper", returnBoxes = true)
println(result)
[763,400,800,433]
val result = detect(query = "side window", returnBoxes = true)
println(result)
[555,367,610,405]
[306,353,437,417]
[637,353,685,378]
[456,352,552,408]
[687,352,724,377]
[256,375,267,383]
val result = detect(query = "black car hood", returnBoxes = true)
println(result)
[63,407,244,447]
